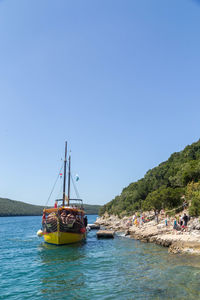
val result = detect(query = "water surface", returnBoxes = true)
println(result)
[0,215,200,299]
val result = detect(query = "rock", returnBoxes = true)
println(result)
[157,224,166,230]
[104,212,109,218]
[191,230,200,236]
[125,230,130,236]
[88,224,100,230]
[169,241,200,254]
[96,230,115,239]
[95,214,200,255]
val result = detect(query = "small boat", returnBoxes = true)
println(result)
[37,142,87,245]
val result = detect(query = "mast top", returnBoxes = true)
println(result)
[62,141,67,206]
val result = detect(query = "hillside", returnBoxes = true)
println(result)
[83,204,102,215]
[100,140,200,217]
[0,198,101,216]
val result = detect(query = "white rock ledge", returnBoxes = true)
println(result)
[95,215,200,255]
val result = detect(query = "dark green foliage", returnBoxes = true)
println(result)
[100,140,200,216]
[186,181,200,217]
[0,198,101,216]
[142,187,184,212]
[189,198,200,217]
[83,204,102,215]
[0,198,45,216]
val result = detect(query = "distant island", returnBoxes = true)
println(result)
[0,198,101,216]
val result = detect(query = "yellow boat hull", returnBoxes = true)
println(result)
[43,231,86,245]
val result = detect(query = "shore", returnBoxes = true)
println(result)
[95,213,200,254]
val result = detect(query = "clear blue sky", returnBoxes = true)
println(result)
[0,0,200,206]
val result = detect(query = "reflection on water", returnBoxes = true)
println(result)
[38,243,87,298]
[38,242,86,264]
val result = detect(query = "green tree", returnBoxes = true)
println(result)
[186,181,200,216]
[142,187,183,212]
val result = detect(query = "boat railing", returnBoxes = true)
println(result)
[56,198,84,209]
[70,199,84,209]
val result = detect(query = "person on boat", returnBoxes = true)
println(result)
[75,214,82,224]
[66,213,75,222]
[54,201,58,208]
[60,210,68,224]
[47,212,57,221]
[42,212,46,224]
[84,216,88,227]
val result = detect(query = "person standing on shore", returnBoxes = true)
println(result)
[178,215,183,226]
[173,218,178,233]
[134,217,138,226]
[182,200,188,210]
[165,214,169,226]
[139,214,143,227]
[132,214,136,225]
[183,213,188,227]
[155,210,159,224]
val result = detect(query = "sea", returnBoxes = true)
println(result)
[0,215,200,300]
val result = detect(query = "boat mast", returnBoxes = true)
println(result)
[62,141,67,207]
[67,154,71,205]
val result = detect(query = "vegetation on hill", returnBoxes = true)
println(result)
[186,181,200,216]
[83,204,101,215]
[0,198,101,216]
[99,140,200,217]
[0,198,45,216]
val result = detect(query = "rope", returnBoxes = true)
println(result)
[66,160,81,199]
[56,177,63,200]
[70,172,80,199]
[44,164,63,207]
[44,160,81,207]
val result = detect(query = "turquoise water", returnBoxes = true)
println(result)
[1,215,200,299]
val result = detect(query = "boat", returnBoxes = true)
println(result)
[37,142,87,245]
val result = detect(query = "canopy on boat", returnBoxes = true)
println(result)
[43,207,84,215]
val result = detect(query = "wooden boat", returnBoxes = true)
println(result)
[37,142,87,245]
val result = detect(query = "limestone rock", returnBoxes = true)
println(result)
[95,214,200,255]
[96,230,115,239]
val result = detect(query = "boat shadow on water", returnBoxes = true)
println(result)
[38,241,87,263]
[37,242,87,298]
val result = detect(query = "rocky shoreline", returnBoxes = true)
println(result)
[95,213,200,254]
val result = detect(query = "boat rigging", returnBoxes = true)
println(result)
[37,141,87,245]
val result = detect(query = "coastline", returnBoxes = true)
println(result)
[0,213,98,217]
[95,213,200,254]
